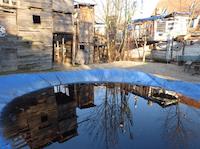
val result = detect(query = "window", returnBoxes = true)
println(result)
[80,45,85,50]
[157,21,166,33]
[41,114,48,123]
[33,15,41,24]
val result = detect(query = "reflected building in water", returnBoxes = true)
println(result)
[74,84,95,109]
[1,83,200,149]
[2,88,78,149]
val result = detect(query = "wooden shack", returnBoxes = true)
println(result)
[0,0,74,72]
[74,3,95,65]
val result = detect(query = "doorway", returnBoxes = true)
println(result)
[53,33,73,64]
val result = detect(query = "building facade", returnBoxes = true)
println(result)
[0,0,74,72]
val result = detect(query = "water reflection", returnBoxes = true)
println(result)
[1,87,78,149]
[81,84,134,149]
[0,83,200,149]
[162,104,200,149]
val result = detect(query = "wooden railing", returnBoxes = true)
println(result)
[0,0,20,8]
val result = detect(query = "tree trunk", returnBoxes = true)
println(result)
[143,35,147,63]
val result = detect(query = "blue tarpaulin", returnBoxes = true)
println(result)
[0,69,199,113]
[133,15,165,23]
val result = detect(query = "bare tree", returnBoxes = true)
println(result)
[81,84,134,149]
[95,0,137,62]
[161,105,199,149]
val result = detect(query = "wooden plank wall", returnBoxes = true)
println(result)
[76,5,95,64]
[79,22,93,43]
[53,0,74,33]
[53,0,73,13]
[0,0,74,72]
[53,13,73,33]
[78,6,94,43]
[17,0,53,71]
[0,9,18,72]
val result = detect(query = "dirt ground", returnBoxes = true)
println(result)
[53,61,200,83]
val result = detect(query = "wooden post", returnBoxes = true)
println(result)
[56,41,60,62]
[143,28,147,62]
[72,13,77,66]
[72,29,76,66]
[62,38,65,64]
[171,38,174,60]
[94,45,96,63]
[99,46,101,63]
[182,41,185,56]
[53,43,56,62]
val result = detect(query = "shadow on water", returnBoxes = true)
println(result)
[1,83,200,149]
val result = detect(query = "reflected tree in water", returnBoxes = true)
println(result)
[81,84,134,149]
[162,105,200,149]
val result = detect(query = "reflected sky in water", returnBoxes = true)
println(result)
[1,83,200,149]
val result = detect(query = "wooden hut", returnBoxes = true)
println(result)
[74,2,95,65]
[0,0,74,72]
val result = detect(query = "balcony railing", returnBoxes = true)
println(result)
[0,0,20,8]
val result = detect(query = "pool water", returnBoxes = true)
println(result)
[1,83,200,149]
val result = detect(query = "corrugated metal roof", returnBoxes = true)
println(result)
[133,15,165,23]
[133,12,190,23]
